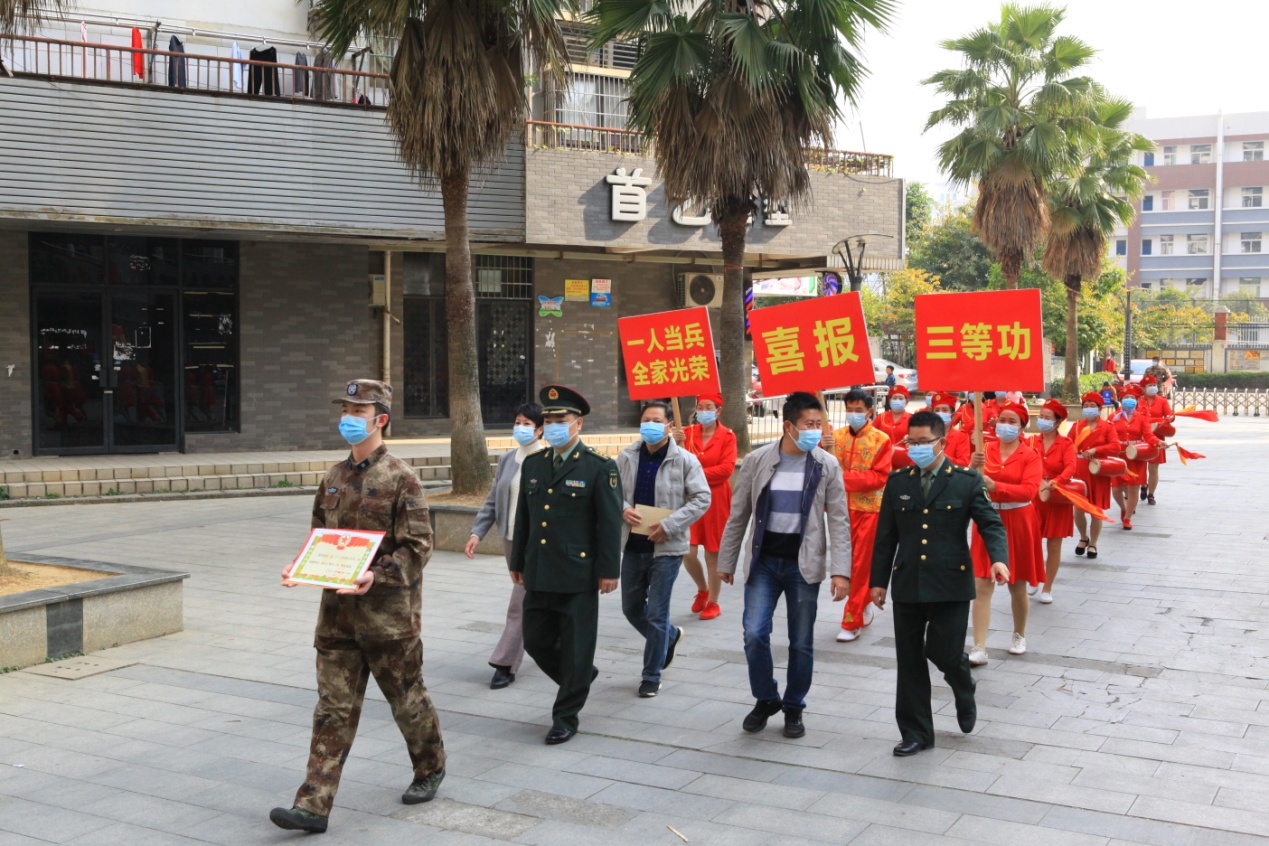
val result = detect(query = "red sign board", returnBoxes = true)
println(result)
[749,292,874,396]
[914,289,1045,391]
[618,307,721,401]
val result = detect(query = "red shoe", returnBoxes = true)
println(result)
[690,590,709,614]
[1123,517,1133,530]
[699,601,721,620]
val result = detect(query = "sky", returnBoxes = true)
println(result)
[846,0,1269,202]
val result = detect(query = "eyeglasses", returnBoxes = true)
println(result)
[904,438,943,447]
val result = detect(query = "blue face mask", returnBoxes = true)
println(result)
[1036,418,1056,433]
[1145,386,1159,396]
[696,410,717,426]
[908,443,938,469]
[1082,407,1100,420]
[996,423,1021,443]
[936,412,953,426]
[543,422,574,449]
[512,425,538,446]
[890,399,907,412]
[640,422,667,445]
[845,412,869,430]
[1122,398,1138,412]
[792,428,822,452]
[339,414,373,446]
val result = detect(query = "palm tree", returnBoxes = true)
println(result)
[925,3,1100,289]
[588,0,893,453]
[2,0,64,33]
[315,0,573,494]
[1043,98,1151,398]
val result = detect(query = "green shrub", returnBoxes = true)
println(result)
[1172,372,1269,390]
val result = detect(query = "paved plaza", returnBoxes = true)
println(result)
[0,417,1266,845]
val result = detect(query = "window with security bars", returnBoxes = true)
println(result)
[557,72,630,129]
[559,23,637,71]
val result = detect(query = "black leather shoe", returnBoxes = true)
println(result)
[742,699,784,733]
[269,806,328,833]
[957,678,978,734]
[893,740,930,757]
[490,666,515,690]
[663,627,684,669]
[545,726,576,745]
[782,709,806,739]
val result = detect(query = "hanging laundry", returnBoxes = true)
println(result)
[230,42,244,90]
[167,35,186,88]
[131,27,145,80]
[293,51,309,96]
[312,48,335,102]
[248,45,279,96]
[80,21,87,42]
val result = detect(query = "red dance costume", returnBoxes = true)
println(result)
[1029,433,1077,539]
[1110,411,1161,487]
[944,427,972,466]
[874,409,911,444]
[1140,394,1173,464]
[683,423,738,553]
[1068,418,1118,510]
[970,441,1045,587]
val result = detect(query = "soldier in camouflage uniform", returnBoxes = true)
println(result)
[271,380,445,834]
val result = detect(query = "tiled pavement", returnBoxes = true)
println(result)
[0,417,1265,845]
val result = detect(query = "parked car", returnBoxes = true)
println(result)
[873,358,919,393]
[1127,359,1176,396]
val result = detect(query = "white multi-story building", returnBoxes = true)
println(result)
[1111,111,1269,302]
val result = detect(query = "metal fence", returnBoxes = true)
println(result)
[526,119,646,154]
[2,33,389,106]
[1171,388,1269,417]
[745,386,891,445]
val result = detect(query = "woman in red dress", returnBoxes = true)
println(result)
[1069,392,1118,560]
[874,385,912,444]
[1028,399,1076,605]
[1110,383,1162,530]
[679,393,737,620]
[968,402,1043,663]
[1139,375,1173,506]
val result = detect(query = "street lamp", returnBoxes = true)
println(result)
[832,233,893,293]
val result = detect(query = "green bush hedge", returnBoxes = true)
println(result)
[1171,372,1269,390]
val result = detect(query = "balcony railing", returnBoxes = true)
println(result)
[526,121,894,176]
[1,33,389,106]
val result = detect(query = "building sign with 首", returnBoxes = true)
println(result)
[606,168,794,228]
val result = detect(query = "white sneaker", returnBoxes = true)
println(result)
[863,606,876,627]
[836,629,859,643]
[1008,634,1027,655]
[968,645,989,666]
[1038,592,1053,605]
[1026,584,1039,596]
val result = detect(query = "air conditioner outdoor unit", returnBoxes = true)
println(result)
[676,273,724,308]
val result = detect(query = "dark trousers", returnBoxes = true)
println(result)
[294,636,445,817]
[522,589,599,732]
[892,600,975,746]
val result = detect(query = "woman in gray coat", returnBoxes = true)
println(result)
[466,403,545,689]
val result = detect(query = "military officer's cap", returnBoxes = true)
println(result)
[540,384,590,417]
[335,379,393,410]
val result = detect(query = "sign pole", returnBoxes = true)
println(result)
[671,397,683,432]
[972,391,984,453]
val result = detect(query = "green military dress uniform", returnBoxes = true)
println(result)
[293,380,445,819]
[871,455,1008,748]
[509,386,623,735]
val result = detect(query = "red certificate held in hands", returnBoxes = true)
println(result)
[285,529,386,589]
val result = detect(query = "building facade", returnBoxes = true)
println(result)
[1113,111,1269,302]
[0,2,903,459]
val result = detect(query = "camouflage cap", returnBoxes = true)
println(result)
[334,379,393,410]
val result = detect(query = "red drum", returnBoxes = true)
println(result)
[892,444,914,469]
[1089,456,1128,477]
[1125,441,1160,461]
[1154,421,1177,438]
[1039,478,1088,502]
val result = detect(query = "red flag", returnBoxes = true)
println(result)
[1174,410,1220,422]
[1051,485,1116,523]
[1174,444,1206,465]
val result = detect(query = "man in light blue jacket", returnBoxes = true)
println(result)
[466,403,545,690]
[617,401,711,698]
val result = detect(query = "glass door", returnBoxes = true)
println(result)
[107,292,178,451]
[33,292,107,453]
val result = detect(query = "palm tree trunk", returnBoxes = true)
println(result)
[717,200,751,456]
[1063,280,1080,399]
[441,168,492,496]
[1000,247,1022,290]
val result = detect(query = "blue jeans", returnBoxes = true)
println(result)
[621,552,682,683]
[742,553,820,711]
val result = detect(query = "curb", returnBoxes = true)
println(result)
[0,481,450,509]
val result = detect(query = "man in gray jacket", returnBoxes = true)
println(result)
[718,392,851,738]
[617,401,711,698]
